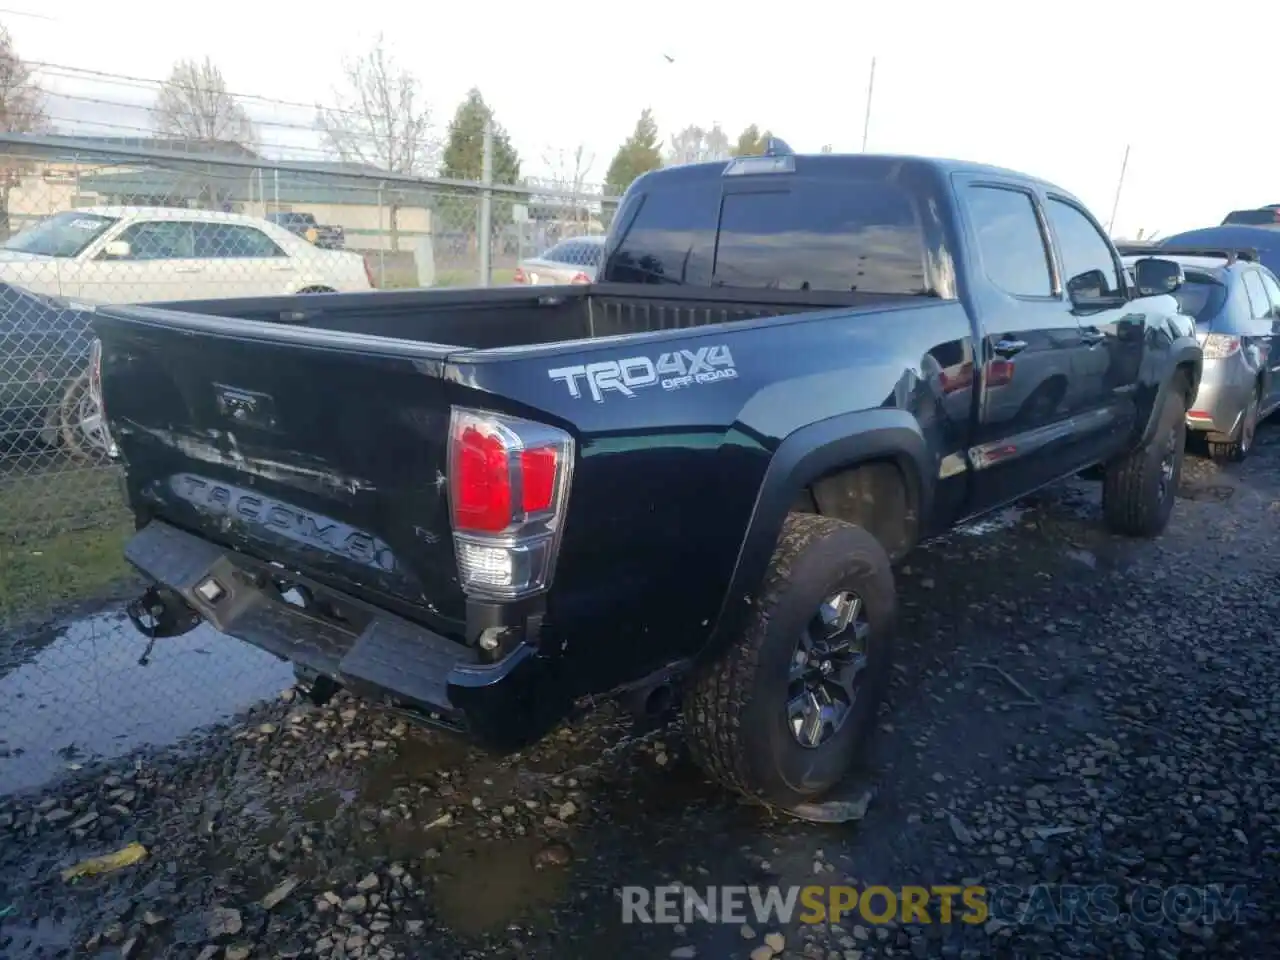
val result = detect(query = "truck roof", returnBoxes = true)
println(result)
[635,152,1077,203]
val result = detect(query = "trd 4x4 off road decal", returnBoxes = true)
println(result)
[548,345,737,402]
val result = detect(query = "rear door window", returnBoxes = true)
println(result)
[962,185,1053,297]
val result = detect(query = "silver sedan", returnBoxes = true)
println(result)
[513,235,605,286]
[1123,250,1280,461]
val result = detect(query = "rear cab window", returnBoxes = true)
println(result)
[601,161,934,295]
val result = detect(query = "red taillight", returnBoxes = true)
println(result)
[447,408,575,599]
[513,266,527,284]
[519,447,557,514]
[1202,334,1240,359]
[570,272,590,284]
[988,359,1015,387]
[363,254,376,288]
[453,426,512,533]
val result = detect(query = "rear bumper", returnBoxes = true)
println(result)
[124,520,562,750]
[1186,360,1251,436]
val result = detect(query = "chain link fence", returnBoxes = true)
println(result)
[0,134,616,795]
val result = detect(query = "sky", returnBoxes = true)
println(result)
[5,0,1276,239]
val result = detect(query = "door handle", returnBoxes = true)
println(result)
[993,338,1028,358]
[1081,327,1106,346]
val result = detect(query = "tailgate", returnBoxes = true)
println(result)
[95,305,475,631]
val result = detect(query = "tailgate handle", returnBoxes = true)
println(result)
[214,383,278,430]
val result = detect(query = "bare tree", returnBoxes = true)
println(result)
[315,36,435,175]
[541,144,595,227]
[666,123,731,166]
[0,25,49,239]
[153,57,257,147]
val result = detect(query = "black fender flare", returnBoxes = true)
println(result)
[1138,340,1201,448]
[698,408,934,665]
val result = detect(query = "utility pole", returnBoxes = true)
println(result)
[1107,144,1131,235]
[861,57,876,152]
[478,119,494,286]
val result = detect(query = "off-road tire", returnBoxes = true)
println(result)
[1207,385,1260,463]
[1102,387,1187,538]
[683,513,895,809]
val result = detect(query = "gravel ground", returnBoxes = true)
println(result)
[2,424,1279,960]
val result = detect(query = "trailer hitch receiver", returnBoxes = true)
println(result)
[126,585,203,664]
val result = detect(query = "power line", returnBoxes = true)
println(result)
[30,60,432,128]
[44,89,447,149]
[0,7,58,20]
[33,113,363,162]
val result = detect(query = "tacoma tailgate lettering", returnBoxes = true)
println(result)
[168,472,397,573]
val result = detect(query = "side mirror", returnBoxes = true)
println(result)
[1133,257,1184,297]
[101,240,131,260]
[1065,268,1109,304]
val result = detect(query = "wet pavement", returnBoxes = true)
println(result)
[2,424,1279,959]
[0,614,293,796]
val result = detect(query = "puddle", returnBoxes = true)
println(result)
[358,731,474,803]
[433,834,572,936]
[1177,481,1236,503]
[956,505,1026,537]
[0,608,293,797]
[1065,547,1098,569]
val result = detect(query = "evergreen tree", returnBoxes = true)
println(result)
[604,108,662,196]
[440,88,521,184]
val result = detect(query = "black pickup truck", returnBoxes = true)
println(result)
[92,150,1201,815]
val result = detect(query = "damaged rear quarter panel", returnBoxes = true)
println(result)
[447,302,944,695]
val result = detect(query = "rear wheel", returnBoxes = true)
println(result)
[683,513,895,810]
[1207,385,1260,462]
[298,286,337,295]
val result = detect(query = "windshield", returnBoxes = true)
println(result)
[4,212,119,258]
[1171,272,1227,322]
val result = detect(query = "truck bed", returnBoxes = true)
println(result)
[94,282,933,651]
[136,283,897,352]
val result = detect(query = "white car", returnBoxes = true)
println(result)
[0,207,374,304]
